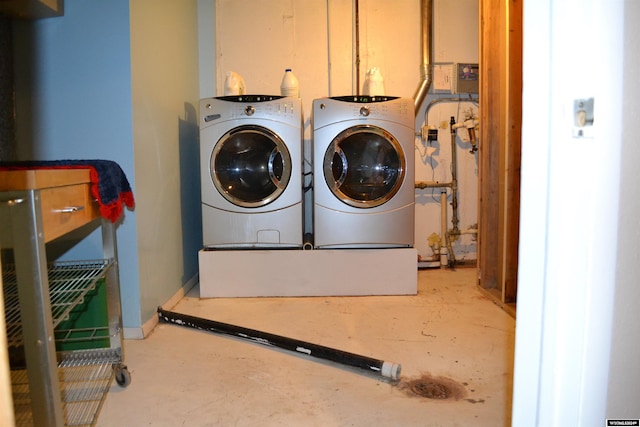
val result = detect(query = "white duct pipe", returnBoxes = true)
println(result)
[440,191,448,266]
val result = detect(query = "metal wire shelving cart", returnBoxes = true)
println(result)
[3,260,130,426]
[1,168,131,427]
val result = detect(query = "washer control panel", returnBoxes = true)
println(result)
[201,95,300,127]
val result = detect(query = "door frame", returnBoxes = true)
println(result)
[478,0,522,306]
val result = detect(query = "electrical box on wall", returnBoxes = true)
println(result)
[432,63,454,93]
[452,63,479,94]
[432,63,479,95]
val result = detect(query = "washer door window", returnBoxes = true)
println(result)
[324,125,405,208]
[212,125,292,208]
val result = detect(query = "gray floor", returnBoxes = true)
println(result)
[97,267,515,427]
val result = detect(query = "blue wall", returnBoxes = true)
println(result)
[13,0,142,328]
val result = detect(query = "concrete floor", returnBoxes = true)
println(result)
[97,267,515,427]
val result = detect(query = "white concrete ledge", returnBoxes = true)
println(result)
[199,248,418,298]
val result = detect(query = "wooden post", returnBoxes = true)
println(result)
[479,0,522,307]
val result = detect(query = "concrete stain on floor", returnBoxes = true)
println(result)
[398,373,468,401]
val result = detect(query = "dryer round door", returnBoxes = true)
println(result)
[323,124,406,208]
[211,124,292,208]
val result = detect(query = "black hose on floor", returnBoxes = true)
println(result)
[157,307,401,381]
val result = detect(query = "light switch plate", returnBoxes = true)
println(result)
[573,98,594,138]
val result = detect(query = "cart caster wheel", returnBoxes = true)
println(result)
[114,365,131,387]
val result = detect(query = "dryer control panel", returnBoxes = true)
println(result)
[317,96,412,122]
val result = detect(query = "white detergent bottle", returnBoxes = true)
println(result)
[280,69,299,97]
[363,67,385,96]
[224,71,246,96]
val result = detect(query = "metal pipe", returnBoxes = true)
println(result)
[446,228,478,267]
[449,116,460,234]
[157,308,402,381]
[414,180,452,189]
[449,229,478,236]
[413,0,433,116]
[444,115,464,268]
[425,96,479,121]
[354,0,361,95]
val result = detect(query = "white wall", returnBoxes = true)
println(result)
[423,0,479,262]
[606,0,640,417]
[204,0,479,260]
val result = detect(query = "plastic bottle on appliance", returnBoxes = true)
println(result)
[280,69,300,98]
[363,67,385,96]
[224,71,246,96]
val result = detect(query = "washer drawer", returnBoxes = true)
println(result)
[40,183,100,242]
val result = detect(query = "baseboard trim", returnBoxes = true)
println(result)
[123,327,144,340]
[476,284,517,318]
[123,273,199,340]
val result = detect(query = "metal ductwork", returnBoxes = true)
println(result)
[413,0,433,116]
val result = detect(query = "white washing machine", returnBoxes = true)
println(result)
[312,96,415,248]
[200,95,303,248]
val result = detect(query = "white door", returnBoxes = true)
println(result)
[513,0,625,425]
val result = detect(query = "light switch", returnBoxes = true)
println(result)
[573,98,594,138]
[576,109,587,127]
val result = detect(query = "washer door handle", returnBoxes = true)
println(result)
[332,147,348,189]
[268,148,286,189]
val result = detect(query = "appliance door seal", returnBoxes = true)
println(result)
[323,125,405,208]
[211,125,292,208]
